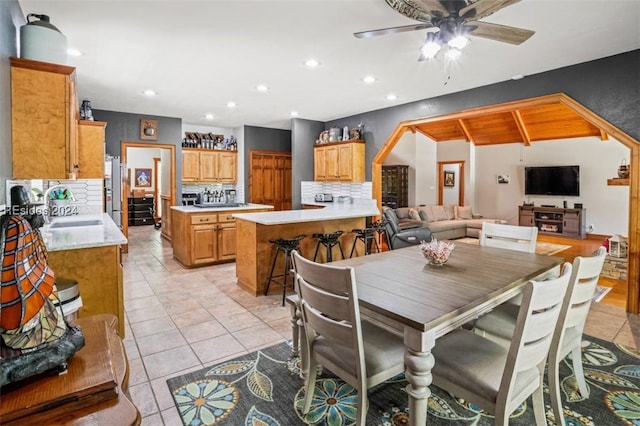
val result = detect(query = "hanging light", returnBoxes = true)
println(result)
[421,32,442,60]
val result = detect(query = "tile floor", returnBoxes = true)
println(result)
[122,226,639,425]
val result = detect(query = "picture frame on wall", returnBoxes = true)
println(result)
[135,168,152,187]
[497,174,510,184]
[444,170,455,187]
[140,119,158,140]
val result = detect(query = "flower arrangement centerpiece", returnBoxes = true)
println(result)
[420,238,455,266]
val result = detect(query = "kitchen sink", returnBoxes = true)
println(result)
[50,219,103,228]
[194,203,247,208]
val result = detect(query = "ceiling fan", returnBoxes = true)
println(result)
[355,0,534,61]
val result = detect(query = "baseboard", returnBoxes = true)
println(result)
[588,233,610,241]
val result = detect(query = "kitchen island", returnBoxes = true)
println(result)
[233,199,379,296]
[171,203,273,267]
[41,213,128,336]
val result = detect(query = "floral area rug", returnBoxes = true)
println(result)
[455,237,571,256]
[167,336,640,425]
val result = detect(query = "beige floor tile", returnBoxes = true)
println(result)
[171,307,214,328]
[124,338,141,360]
[149,366,205,412]
[161,407,183,426]
[127,305,169,324]
[140,413,164,426]
[614,321,640,348]
[128,357,149,386]
[125,295,163,313]
[205,300,249,318]
[129,382,158,417]
[190,333,246,364]
[125,282,156,300]
[233,323,286,350]
[181,319,228,344]
[215,311,264,332]
[131,316,177,338]
[137,329,187,356]
[143,345,201,380]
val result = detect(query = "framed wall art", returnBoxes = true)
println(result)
[140,119,158,140]
[444,170,455,187]
[497,174,510,184]
[135,168,152,187]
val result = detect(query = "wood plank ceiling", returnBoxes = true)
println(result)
[413,102,607,146]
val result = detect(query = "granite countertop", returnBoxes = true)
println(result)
[171,203,274,213]
[41,213,127,252]
[233,198,379,225]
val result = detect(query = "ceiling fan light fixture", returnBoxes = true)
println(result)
[445,47,462,60]
[448,35,469,50]
[421,32,442,60]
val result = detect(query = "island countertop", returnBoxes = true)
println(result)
[171,203,274,213]
[41,213,127,252]
[233,198,379,225]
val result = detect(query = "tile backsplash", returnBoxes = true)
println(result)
[301,181,372,199]
[182,183,244,202]
[6,179,104,215]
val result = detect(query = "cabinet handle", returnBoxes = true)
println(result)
[226,216,233,220]
[200,218,209,222]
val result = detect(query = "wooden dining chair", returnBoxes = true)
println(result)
[473,247,607,426]
[291,250,405,425]
[479,222,538,253]
[431,263,572,426]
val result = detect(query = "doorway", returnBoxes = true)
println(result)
[121,141,176,252]
[438,161,465,206]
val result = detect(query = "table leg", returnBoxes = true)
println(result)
[404,328,435,426]
[288,299,300,358]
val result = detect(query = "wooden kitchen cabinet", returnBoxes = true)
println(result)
[11,57,80,179]
[182,148,237,183]
[249,151,292,211]
[314,140,365,182]
[191,223,218,265]
[77,121,107,179]
[160,195,172,241]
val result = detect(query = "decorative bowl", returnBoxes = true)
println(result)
[420,238,455,266]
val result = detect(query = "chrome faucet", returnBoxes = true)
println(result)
[43,184,76,224]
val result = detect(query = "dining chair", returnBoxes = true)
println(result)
[479,222,538,253]
[473,247,607,426]
[291,250,405,425]
[431,263,572,426]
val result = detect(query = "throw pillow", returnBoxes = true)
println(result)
[418,210,429,222]
[418,206,432,222]
[408,208,421,221]
[431,206,448,221]
[456,205,473,220]
[444,204,456,220]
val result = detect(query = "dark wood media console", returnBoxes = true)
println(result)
[519,205,586,239]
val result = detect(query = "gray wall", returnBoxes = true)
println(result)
[242,125,291,202]
[318,50,640,181]
[291,118,324,209]
[0,0,25,205]
[92,109,184,198]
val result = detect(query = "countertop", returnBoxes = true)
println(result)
[233,198,379,225]
[171,203,274,213]
[41,213,127,252]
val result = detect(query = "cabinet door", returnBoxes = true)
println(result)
[199,151,218,182]
[282,156,292,210]
[77,121,106,179]
[262,155,275,207]
[191,224,217,264]
[11,60,77,179]
[314,146,327,180]
[337,144,353,181]
[182,150,200,182]
[160,196,172,240]
[520,211,534,226]
[218,223,236,260]
[563,211,580,235]
[217,151,237,183]
[324,145,339,180]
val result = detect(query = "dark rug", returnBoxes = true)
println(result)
[167,336,640,425]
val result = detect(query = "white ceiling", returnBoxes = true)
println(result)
[17,0,640,131]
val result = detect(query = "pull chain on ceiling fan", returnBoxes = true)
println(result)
[355,0,534,61]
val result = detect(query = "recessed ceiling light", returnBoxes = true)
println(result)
[227,101,237,108]
[305,58,319,68]
[205,113,214,120]
[386,93,397,101]
[512,74,525,80]
[290,111,299,117]
[257,84,268,92]
[143,89,156,97]
[67,48,82,56]
[363,75,376,84]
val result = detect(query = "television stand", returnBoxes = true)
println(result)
[519,206,586,239]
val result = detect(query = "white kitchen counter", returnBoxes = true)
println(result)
[171,203,274,213]
[233,198,379,225]
[41,213,127,252]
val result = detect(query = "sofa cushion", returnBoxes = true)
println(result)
[427,219,467,233]
[444,204,456,220]
[431,206,449,222]
[395,207,412,220]
[456,205,473,220]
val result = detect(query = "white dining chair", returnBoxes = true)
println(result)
[291,250,406,425]
[473,247,607,425]
[479,222,538,253]
[431,263,572,426]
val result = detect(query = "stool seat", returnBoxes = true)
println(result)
[312,231,345,263]
[265,235,306,306]
[349,226,381,257]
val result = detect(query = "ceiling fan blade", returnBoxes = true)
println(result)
[460,0,522,21]
[385,0,446,21]
[354,22,434,39]
[412,0,448,17]
[467,21,534,45]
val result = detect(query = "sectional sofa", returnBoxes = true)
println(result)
[384,204,506,240]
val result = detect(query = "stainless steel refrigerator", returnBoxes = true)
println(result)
[104,156,123,227]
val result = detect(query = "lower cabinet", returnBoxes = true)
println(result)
[160,195,172,241]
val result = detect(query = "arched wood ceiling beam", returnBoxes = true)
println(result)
[457,119,473,142]
[512,110,531,146]
[601,129,610,141]
[415,127,437,140]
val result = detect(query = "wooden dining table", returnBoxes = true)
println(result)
[288,241,563,426]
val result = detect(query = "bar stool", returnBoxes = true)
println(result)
[375,219,389,252]
[265,235,306,306]
[349,225,381,257]
[312,231,345,263]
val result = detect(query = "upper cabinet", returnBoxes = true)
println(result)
[77,121,107,179]
[314,140,365,182]
[11,58,80,179]
[182,148,237,183]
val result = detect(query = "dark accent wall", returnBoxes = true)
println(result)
[93,109,184,197]
[291,118,324,209]
[315,50,640,181]
[243,125,291,202]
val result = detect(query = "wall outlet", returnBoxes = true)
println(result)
[587,224,594,233]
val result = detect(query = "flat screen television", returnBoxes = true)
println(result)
[524,165,580,196]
